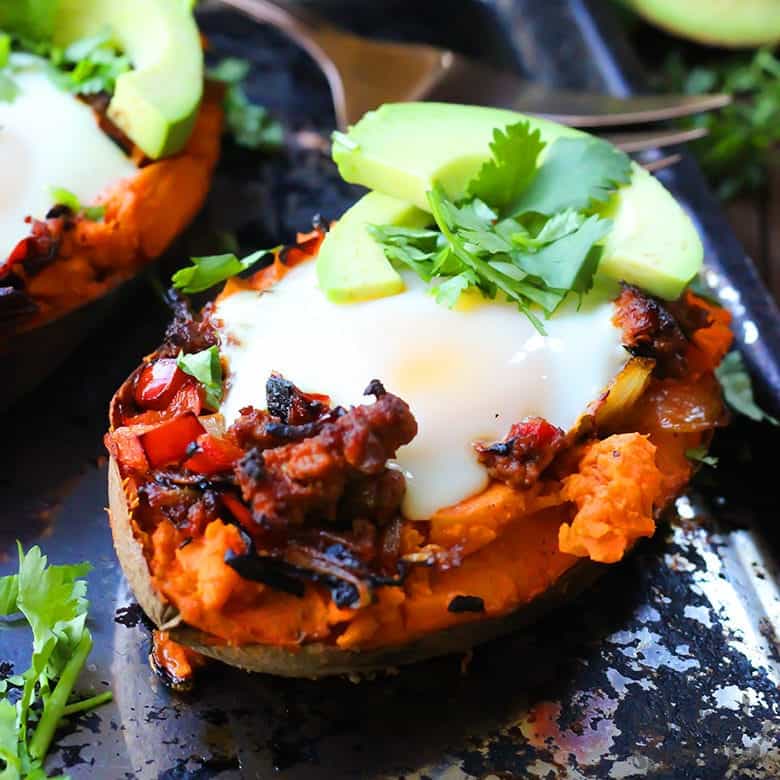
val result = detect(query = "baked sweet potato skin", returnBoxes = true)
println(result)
[2,86,223,338]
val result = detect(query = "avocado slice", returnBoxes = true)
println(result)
[317,191,430,303]
[331,102,702,300]
[53,0,203,159]
[626,0,780,47]
[0,0,59,40]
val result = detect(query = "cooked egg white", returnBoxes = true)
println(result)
[0,54,136,261]
[216,261,627,520]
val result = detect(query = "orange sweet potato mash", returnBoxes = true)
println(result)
[114,288,732,653]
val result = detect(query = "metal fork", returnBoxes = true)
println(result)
[214,0,727,172]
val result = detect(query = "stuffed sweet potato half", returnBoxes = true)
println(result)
[0,1,222,356]
[105,103,736,677]
[105,246,733,676]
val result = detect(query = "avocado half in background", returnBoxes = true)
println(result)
[0,0,222,405]
[105,102,734,678]
[623,0,780,47]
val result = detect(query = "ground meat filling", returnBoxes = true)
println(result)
[234,380,418,530]
[475,417,566,489]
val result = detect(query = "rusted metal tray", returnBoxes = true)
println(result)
[2,1,780,778]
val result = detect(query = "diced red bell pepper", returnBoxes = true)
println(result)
[139,413,206,469]
[134,360,188,410]
[183,433,244,475]
[1,236,33,277]
[220,492,254,531]
[124,377,203,428]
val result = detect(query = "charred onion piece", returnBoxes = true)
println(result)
[266,372,330,424]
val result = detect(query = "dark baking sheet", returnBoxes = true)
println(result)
[2,1,780,778]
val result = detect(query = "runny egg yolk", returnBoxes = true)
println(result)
[0,54,136,261]
[216,261,627,520]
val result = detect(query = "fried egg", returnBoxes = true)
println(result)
[215,261,627,520]
[0,54,136,260]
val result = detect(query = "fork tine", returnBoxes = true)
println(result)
[605,126,708,153]
[641,153,682,173]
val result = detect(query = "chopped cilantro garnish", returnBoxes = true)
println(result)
[55,29,130,95]
[207,56,284,152]
[716,350,779,426]
[172,248,277,294]
[369,122,629,332]
[0,544,112,777]
[685,446,719,467]
[49,186,105,221]
[177,346,223,409]
[9,27,129,97]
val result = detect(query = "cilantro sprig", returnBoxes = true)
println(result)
[663,47,780,200]
[716,350,779,426]
[0,544,112,778]
[370,122,631,332]
[172,247,278,294]
[49,186,105,221]
[208,57,284,152]
[177,346,224,410]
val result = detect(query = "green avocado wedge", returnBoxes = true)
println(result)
[317,192,430,303]
[53,0,203,159]
[330,102,703,301]
[625,0,780,47]
[0,0,59,40]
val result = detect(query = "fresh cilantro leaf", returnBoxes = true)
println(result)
[49,186,80,213]
[716,351,779,426]
[207,56,250,84]
[0,72,18,102]
[432,271,479,308]
[208,57,284,152]
[514,209,586,249]
[685,446,719,467]
[0,699,21,779]
[511,215,611,293]
[11,28,129,97]
[177,346,223,409]
[172,248,276,293]
[509,136,632,216]
[48,187,105,221]
[467,122,544,212]
[59,29,129,95]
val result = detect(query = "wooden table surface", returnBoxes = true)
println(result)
[726,165,780,304]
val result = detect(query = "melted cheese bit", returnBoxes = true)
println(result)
[0,54,136,260]
[216,261,627,520]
